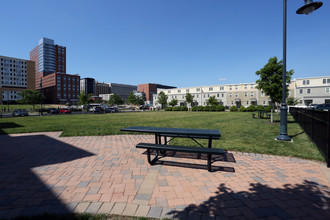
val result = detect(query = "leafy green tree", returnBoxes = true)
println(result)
[168,99,178,107]
[78,91,94,112]
[206,96,218,106]
[109,94,124,105]
[256,57,293,122]
[135,95,145,105]
[157,91,168,109]
[127,92,136,105]
[185,93,194,110]
[287,97,299,106]
[18,89,44,111]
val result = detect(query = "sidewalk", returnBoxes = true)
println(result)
[0,132,329,219]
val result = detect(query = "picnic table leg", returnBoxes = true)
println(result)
[207,137,212,171]
[147,149,159,165]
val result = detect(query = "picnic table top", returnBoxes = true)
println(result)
[120,126,221,138]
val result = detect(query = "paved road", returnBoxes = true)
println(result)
[0,132,329,219]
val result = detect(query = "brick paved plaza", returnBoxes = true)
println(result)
[0,132,329,219]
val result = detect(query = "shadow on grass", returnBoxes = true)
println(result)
[0,134,95,219]
[143,150,236,172]
[167,180,330,219]
[0,122,23,134]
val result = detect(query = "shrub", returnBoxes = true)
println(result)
[173,106,181,111]
[181,106,188,111]
[239,106,246,112]
[210,105,217,112]
[204,106,211,111]
[246,105,256,112]
[264,105,272,112]
[165,107,172,111]
[216,105,225,112]
[230,106,238,112]
[192,106,198,111]
[256,105,265,111]
[197,106,204,111]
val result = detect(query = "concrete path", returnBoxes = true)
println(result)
[0,132,329,219]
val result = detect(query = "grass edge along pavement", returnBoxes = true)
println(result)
[0,111,325,163]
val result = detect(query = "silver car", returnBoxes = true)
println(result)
[12,109,29,117]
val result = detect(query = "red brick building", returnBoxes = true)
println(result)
[138,83,176,104]
[30,38,79,104]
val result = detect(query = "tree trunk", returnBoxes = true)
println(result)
[271,101,274,123]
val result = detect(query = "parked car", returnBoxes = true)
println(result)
[12,109,29,117]
[47,108,59,114]
[315,103,330,110]
[60,108,71,113]
[104,107,118,113]
[93,106,104,113]
[307,103,317,109]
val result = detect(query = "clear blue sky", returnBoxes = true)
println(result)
[1,0,329,88]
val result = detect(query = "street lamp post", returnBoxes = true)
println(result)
[276,0,323,141]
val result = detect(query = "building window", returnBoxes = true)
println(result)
[303,80,306,85]
[221,93,224,97]
[220,86,224,90]
[307,89,311,94]
[196,88,200,92]
[263,101,266,105]
[300,89,303,94]
[178,89,181,93]
[246,101,249,105]
[244,92,247,97]
[229,93,232,97]
[250,92,254,97]
[235,85,238,90]
[186,89,189,93]
[217,94,219,97]
[168,90,171,94]
[261,92,264,97]
[323,79,330,84]
[326,88,330,93]
[229,86,232,90]
[244,85,247,89]
[231,101,234,105]
[251,84,254,89]
[209,87,213,91]
[235,93,238,97]
[307,80,310,85]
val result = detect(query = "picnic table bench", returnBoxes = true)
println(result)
[120,126,224,171]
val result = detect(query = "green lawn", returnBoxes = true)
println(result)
[0,111,324,162]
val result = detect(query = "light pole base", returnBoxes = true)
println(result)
[276,134,291,141]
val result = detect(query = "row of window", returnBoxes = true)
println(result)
[299,88,330,94]
[0,58,27,65]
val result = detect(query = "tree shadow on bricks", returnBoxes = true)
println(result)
[0,134,94,219]
[143,150,236,172]
[167,180,330,219]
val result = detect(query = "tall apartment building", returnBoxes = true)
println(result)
[0,55,35,104]
[80,78,96,95]
[138,83,176,105]
[30,37,66,88]
[30,38,80,104]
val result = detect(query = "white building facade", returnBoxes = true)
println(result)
[153,76,330,108]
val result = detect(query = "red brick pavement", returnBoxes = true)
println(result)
[0,132,329,219]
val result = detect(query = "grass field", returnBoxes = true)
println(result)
[0,111,324,162]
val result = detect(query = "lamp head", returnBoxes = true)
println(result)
[297,0,323,15]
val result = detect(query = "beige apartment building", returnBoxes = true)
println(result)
[0,55,35,105]
[293,76,330,106]
[152,76,329,108]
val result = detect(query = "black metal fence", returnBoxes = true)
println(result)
[290,107,330,167]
